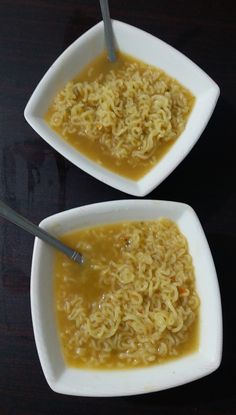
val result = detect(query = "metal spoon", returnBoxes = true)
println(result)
[0,200,84,264]
[99,0,116,62]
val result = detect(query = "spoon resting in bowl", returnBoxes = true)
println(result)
[99,0,116,62]
[0,200,84,265]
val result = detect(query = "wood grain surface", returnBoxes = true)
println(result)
[0,0,235,414]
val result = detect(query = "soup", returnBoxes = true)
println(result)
[45,51,195,180]
[54,219,200,369]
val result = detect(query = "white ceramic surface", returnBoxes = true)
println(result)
[30,200,222,397]
[24,20,220,196]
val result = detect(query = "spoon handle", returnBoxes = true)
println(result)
[99,0,116,62]
[0,201,83,264]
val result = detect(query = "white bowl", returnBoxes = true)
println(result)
[24,20,219,197]
[31,200,222,397]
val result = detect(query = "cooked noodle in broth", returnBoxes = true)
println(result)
[55,218,200,369]
[46,51,195,180]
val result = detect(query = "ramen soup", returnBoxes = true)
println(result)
[46,51,195,180]
[55,219,200,369]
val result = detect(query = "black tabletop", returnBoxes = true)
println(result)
[0,1,236,414]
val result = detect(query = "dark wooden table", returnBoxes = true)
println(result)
[0,0,236,414]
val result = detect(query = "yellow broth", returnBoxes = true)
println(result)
[54,220,199,370]
[45,51,195,180]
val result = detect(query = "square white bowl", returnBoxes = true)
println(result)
[24,20,220,197]
[31,200,222,397]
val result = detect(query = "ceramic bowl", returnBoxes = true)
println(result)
[30,200,222,396]
[24,20,220,196]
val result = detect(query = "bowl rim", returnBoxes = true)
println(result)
[30,199,223,397]
[24,19,220,197]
